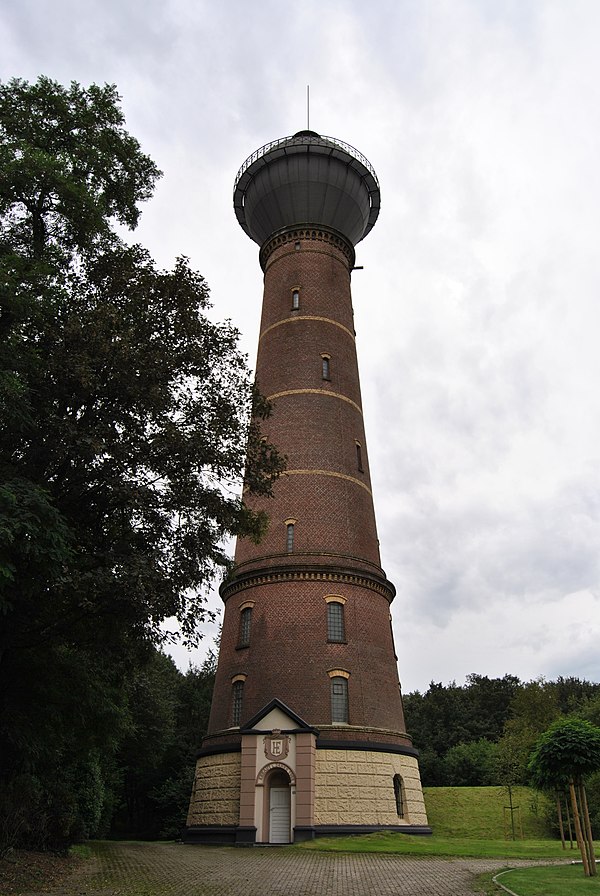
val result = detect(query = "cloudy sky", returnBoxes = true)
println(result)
[3,0,600,694]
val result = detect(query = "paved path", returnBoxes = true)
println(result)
[22,840,543,896]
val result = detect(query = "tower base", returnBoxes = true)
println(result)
[185,702,430,845]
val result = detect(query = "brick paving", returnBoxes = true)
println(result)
[19,840,550,896]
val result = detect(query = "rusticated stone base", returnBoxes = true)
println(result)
[186,752,241,827]
[314,749,428,826]
[185,748,429,842]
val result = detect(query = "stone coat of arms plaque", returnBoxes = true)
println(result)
[263,729,290,761]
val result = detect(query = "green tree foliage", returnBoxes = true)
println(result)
[0,78,158,256]
[442,739,499,787]
[529,718,600,875]
[0,76,283,852]
[111,650,216,840]
[405,675,600,790]
[579,698,600,837]
[404,681,471,759]
[465,674,521,742]
[496,679,562,789]
[404,674,520,785]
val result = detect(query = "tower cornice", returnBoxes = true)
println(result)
[219,561,396,604]
[259,225,355,271]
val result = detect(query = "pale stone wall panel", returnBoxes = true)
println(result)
[314,750,428,826]
[187,753,241,826]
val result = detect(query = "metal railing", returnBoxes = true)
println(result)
[234,134,379,191]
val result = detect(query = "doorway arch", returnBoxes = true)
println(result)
[266,769,291,843]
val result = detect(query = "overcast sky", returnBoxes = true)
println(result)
[3,0,600,694]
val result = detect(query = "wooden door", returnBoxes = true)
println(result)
[269,786,291,843]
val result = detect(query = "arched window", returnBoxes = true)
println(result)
[327,601,345,642]
[239,606,252,647]
[286,522,295,552]
[232,679,244,726]
[393,774,405,818]
[330,676,349,723]
[291,288,300,310]
[355,441,364,472]
[321,355,331,380]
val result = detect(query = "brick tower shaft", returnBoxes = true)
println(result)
[208,227,408,739]
[238,230,380,571]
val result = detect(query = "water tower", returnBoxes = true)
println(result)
[186,131,429,843]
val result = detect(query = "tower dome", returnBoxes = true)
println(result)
[233,132,380,249]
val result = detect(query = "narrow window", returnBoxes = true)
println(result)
[327,602,345,642]
[322,355,330,380]
[393,774,405,818]
[295,240,301,250]
[232,680,244,726]
[239,606,252,647]
[331,676,348,723]
[292,289,300,310]
[286,522,295,552]
[355,441,364,472]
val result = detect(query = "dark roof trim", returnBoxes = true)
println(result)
[316,739,420,758]
[241,698,317,733]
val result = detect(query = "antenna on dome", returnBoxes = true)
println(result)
[307,84,310,130]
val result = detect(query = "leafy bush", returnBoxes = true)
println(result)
[443,739,499,786]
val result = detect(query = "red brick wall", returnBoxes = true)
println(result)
[207,229,410,747]
[208,577,409,740]
[235,233,380,569]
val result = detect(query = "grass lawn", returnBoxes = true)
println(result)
[496,864,600,895]
[296,831,574,859]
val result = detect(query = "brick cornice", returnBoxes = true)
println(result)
[259,225,355,271]
[220,561,396,603]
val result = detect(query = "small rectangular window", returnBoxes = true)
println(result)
[331,677,348,723]
[327,602,345,642]
[286,522,294,552]
[292,289,299,310]
[356,442,364,472]
[239,607,252,646]
[322,356,330,380]
[393,774,405,818]
[232,680,244,726]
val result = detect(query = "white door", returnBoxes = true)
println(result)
[269,786,291,843]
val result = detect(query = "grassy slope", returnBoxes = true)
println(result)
[423,786,553,840]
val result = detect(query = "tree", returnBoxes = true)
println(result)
[495,678,561,790]
[403,681,472,762]
[463,674,521,742]
[110,649,216,840]
[147,652,217,838]
[529,718,600,876]
[442,739,499,787]
[0,76,283,851]
[404,675,519,785]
